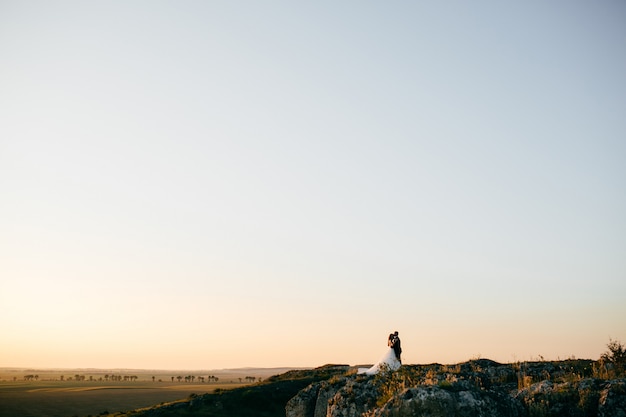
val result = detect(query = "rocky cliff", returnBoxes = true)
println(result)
[286,360,626,417]
[108,359,625,417]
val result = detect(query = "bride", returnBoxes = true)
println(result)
[357,333,402,375]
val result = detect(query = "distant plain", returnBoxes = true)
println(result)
[0,367,296,417]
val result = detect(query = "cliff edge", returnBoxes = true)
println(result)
[286,360,626,417]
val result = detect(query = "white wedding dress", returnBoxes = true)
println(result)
[357,347,401,375]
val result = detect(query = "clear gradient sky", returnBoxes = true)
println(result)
[1,1,625,370]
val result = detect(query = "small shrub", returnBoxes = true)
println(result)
[601,339,626,377]
[438,380,453,390]
[518,374,533,389]
[371,365,421,407]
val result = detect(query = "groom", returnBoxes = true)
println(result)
[390,331,402,363]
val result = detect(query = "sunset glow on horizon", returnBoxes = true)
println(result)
[1,1,625,371]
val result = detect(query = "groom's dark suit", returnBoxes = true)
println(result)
[391,335,402,363]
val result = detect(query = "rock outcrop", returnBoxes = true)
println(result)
[286,377,522,417]
[370,384,523,417]
[286,360,626,417]
[599,380,626,417]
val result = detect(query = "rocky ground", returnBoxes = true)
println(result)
[115,359,625,417]
[286,360,626,417]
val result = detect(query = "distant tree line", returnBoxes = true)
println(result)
[21,374,263,383]
[17,372,262,384]
[168,375,221,382]
[105,374,139,381]
[54,374,139,382]
[19,373,259,383]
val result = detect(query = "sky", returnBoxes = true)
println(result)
[1,1,625,370]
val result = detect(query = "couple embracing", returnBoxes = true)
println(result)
[387,331,402,363]
[357,331,402,375]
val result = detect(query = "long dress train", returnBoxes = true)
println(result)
[357,347,401,375]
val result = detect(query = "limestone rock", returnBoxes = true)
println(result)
[599,380,626,417]
[286,361,626,417]
[286,382,323,417]
[365,385,522,417]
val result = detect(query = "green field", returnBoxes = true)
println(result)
[0,368,285,417]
